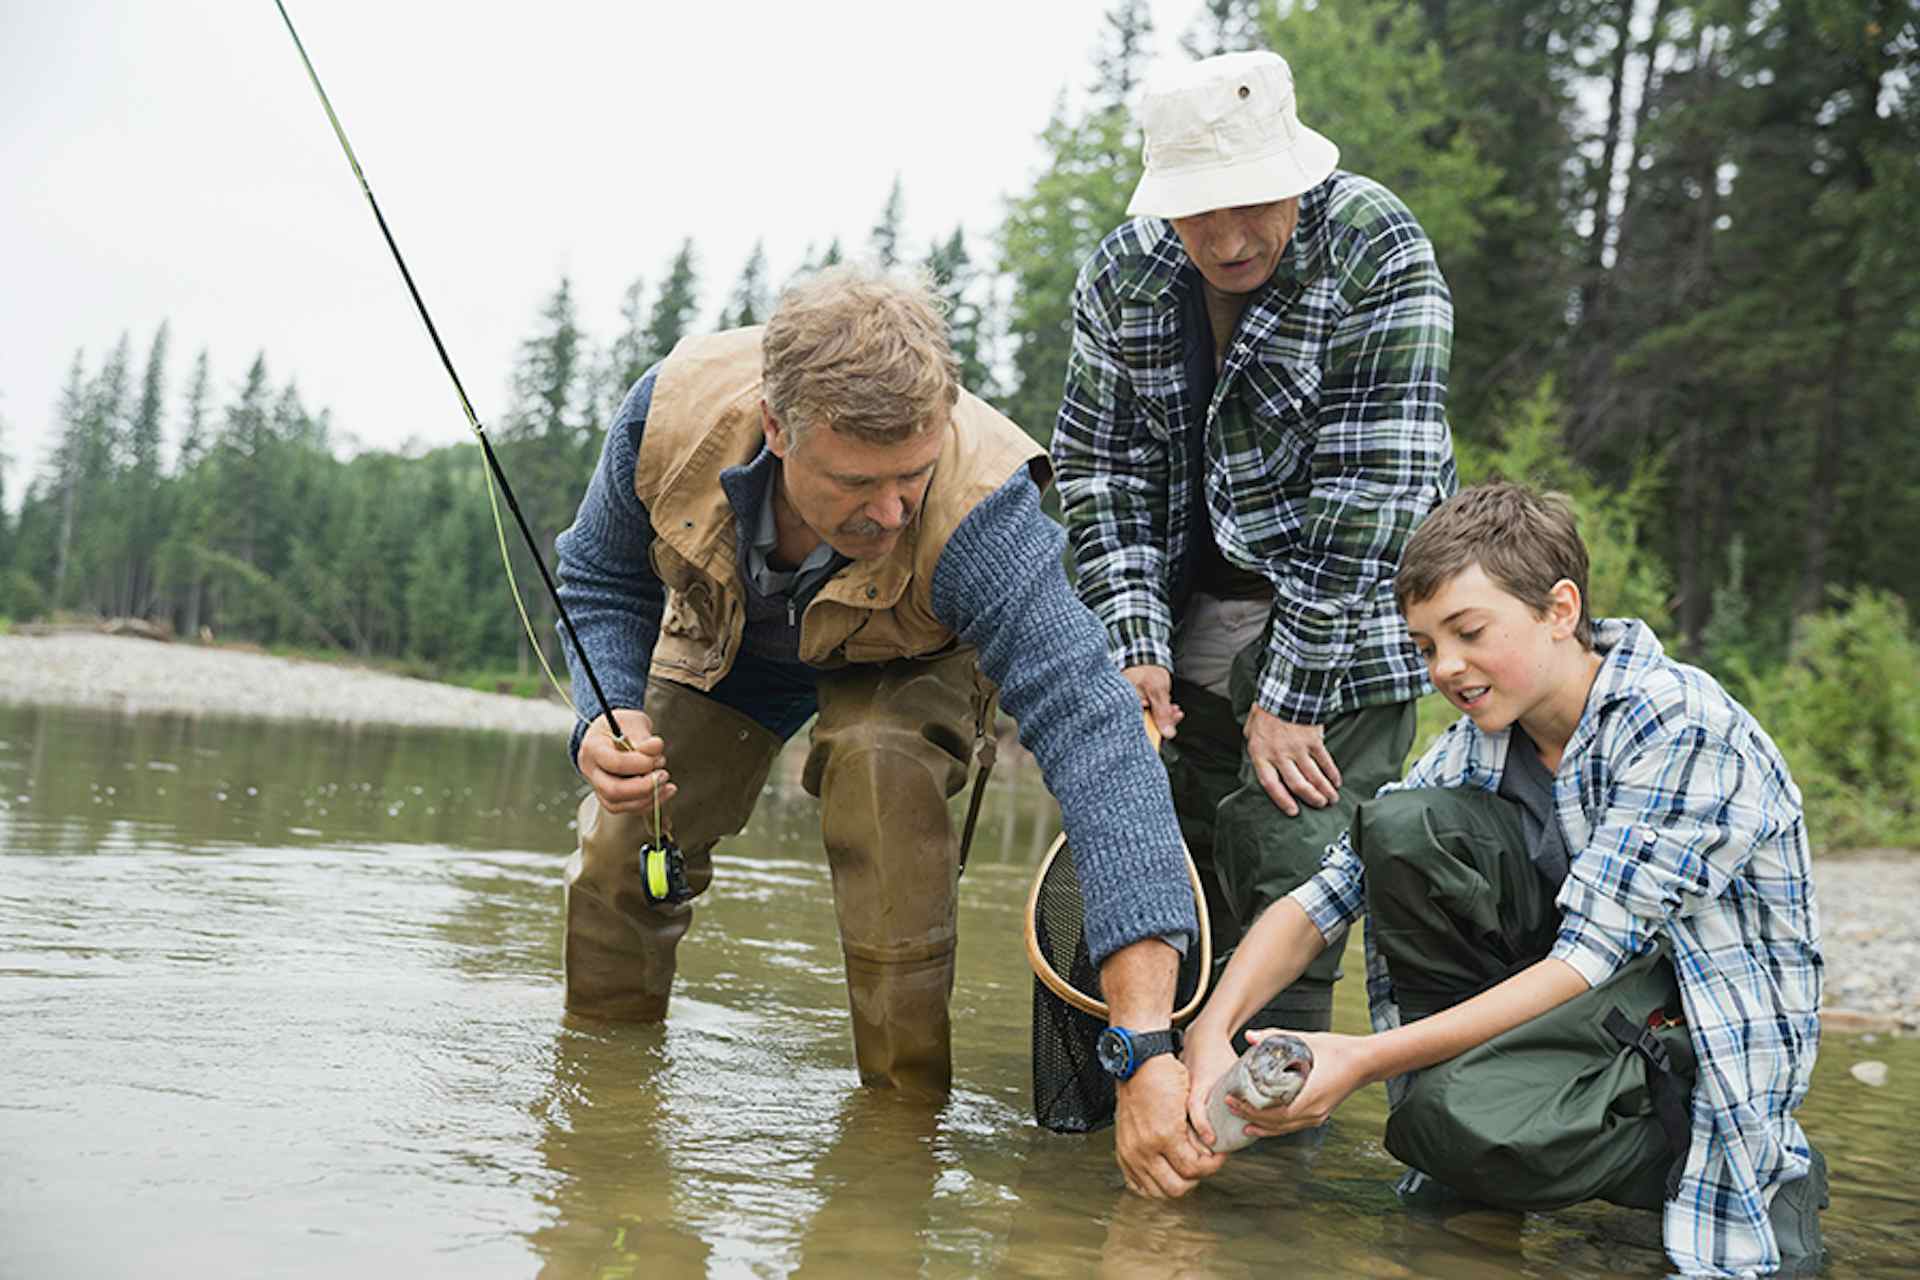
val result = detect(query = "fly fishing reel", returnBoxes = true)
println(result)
[634,751,693,906]
[639,838,696,906]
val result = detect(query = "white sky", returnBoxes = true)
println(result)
[0,0,1206,501]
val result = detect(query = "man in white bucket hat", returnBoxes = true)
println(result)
[1052,48,1458,1181]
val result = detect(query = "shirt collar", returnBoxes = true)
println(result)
[726,445,837,579]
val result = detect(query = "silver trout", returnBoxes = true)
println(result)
[1203,1033,1314,1153]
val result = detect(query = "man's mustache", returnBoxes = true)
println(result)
[839,504,916,538]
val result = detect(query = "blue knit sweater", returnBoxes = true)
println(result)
[554,372,1195,965]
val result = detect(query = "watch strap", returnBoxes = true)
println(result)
[1127,1027,1183,1063]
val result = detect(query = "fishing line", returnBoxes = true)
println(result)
[270,0,628,747]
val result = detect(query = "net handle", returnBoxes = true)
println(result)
[1023,711,1215,1025]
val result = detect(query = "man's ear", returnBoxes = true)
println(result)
[761,401,788,459]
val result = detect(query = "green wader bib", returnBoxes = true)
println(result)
[1163,636,1416,1034]
[1354,787,1697,1213]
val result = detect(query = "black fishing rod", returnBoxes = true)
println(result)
[271,0,626,746]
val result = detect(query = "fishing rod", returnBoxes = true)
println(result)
[270,0,627,748]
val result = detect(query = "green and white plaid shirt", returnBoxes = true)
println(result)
[1053,171,1457,724]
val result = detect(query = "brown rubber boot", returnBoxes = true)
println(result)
[564,680,782,1021]
[804,652,981,1097]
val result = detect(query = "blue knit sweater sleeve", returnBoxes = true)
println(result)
[553,370,665,765]
[932,469,1197,966]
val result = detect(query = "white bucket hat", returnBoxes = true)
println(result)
[1127,50,1340,220]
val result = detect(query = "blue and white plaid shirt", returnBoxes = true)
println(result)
[1052,171,1457,724]
[1293,619,1824,1277]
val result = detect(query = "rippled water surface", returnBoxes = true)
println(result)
[2,702,1914,1277]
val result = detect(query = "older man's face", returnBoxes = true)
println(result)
[1170,197,1301,297]
[762,404,946,561]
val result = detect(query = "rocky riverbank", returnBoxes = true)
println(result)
[0,630,1912,1032]
[0,631,576,736]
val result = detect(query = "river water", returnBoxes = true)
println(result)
[1,703,1913,1277]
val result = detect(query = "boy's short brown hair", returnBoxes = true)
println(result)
[1396,483,1594,648]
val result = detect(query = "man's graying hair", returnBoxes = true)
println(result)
[1396,482,1595,649]
[761,262,960,448]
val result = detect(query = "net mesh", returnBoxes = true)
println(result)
[1030,844,1202,1133]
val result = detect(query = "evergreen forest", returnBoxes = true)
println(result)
[2,0,1916,845]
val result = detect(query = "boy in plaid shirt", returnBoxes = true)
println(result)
[1184,484,1826,1277]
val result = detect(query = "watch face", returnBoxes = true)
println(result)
[1096,1028,1132,1079]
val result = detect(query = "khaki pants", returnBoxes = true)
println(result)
[564,651,983,1098]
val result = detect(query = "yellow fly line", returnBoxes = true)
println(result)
[480,456,571,706]
[275,0,631,751]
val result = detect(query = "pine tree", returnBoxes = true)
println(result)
[599,275,651,422]
[506,277,586,443]
[177,349,212,473]
[1181,0,1262,57]
[644,239,701,357]
[213,354,274,571]
[998,2,1159,444]
[1090,0,1155,110]
[0,404,12,575]
[1259,0,1499,290]
[720,239,771,329]
[1408,0,1592,432]
[925,226,994,396]
[124,322,169,615]
[998,92,1139,445]
[869,176,905,268]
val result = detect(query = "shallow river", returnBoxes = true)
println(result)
[1,703,1914,1277]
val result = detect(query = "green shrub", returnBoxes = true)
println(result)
[1746,589,1920,850]
[0,568,46,623]
[452,667,560,701]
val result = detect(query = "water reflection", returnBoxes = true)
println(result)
[1,701,1917,1278]
[0,702,581,858]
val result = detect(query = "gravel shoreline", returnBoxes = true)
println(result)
[0,632,577,737]
[1,631,1911,1033]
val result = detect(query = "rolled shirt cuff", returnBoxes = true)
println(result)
[1548,911,1633,989]
[1289,864,1366,944]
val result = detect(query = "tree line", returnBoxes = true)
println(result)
[0,0,1915,840]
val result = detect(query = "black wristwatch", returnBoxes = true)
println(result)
[1096,1025,1183,1082]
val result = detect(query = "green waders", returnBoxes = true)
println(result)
[564,653,981,1099]
[1360,786,1827,1268]
[1356,787,1695,1211]
[1167,638,1416,1035]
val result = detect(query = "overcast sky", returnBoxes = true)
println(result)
[0,0,1210,503]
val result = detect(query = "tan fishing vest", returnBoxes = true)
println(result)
[634,328,1049,691]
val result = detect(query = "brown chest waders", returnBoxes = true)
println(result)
[564,680,781,1023]
[801,651,981,1098]
[564,653,985,1099]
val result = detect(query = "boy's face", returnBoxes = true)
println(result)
[1403,562,1577,734]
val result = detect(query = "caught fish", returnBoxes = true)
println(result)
[1203,1033,1313,1153]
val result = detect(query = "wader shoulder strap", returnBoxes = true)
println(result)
[1603,1006,1693,1200]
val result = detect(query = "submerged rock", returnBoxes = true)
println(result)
[1849,1059,1889,1088]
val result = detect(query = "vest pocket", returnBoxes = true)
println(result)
[656,583,731,680]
